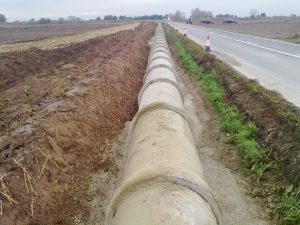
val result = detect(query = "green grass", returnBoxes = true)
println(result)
[276,188,300,225]
[163,23,300,225]
[176,40,263,169]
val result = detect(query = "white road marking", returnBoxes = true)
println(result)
[188,23,300,47]
[186,27,300,60]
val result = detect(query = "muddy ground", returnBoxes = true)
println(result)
[0,22,125,44]
[0,22,155,224]
[192,17,300,42]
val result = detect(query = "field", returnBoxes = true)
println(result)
[0,22,127,44]
[192,17,300,43]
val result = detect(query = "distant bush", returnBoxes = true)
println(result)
[37,18,51,24]
[133,14,164,20]
[119,15,132,20]
[58,17,65,23]
[67,16,81,22]
[104,15,118,20]
[0,13,7,23]
[260,12,266,18]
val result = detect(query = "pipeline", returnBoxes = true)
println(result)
[105,23,222,225]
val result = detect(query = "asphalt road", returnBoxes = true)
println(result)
[168,21,300,107]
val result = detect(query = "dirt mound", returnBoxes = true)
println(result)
[0,22,155,224]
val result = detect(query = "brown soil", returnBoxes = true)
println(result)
[0,22,123,45]
[0,22,155,225]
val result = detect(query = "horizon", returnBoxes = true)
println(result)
[1,0,300,22]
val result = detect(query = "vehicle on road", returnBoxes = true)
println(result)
[201,18,214,24]
[222,18,238,23]
[186,18,192,24]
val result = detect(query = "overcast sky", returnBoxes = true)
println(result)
[1,0,300,21]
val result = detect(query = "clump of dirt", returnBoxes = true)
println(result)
[0,22,155,224]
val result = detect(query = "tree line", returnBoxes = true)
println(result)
[1,10,298,24]
[169,8,268,20]
[0,14,167,24]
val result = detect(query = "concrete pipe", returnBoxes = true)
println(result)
[105,23,221,225]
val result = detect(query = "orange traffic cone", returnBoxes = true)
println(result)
[204,35,211,52]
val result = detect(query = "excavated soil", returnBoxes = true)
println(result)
[0,22,155,225]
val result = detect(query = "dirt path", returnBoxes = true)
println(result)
[174,55,273,224]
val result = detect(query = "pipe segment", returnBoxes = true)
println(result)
[105,23,221,225]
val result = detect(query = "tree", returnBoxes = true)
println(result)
[37,18,51,24]
[29,18,35,23]
[133,15,163,20]
[260,12,266,18]
[215,13,231,18]
[0,13,6,23]
[207,11,213,18]
[191,8,213,19]
[104,15,118,20]
[249,8,258,18]
[67,16,81,22]
[96,16,101,21]
[58,17,64,23]
[171,10,186,20]
[119,15,130,20]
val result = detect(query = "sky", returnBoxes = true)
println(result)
[1,0,300,21]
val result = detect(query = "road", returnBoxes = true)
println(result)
[168,21,300,107]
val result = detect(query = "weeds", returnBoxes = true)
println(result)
[176,40,263,169]
[275,188,300,225]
